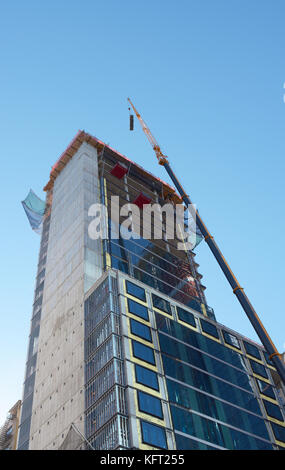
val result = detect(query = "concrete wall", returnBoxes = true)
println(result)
[29,142,102,449]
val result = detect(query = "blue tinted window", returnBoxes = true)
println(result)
[110,241,127,260]
[187,298,203,313]
[175,433,219,450]
[127,298,149,321]
[130,319,152,342]
[111,255,129,273]
[132,340,155,365]
[156,313,249,374]
[244,341,261,360]
[170,404,273,450]
[256,379,276,399]
[271,422,285,443]
[162,354,261,415]
[177,306,196,327]
[126,280,146,302]
[200,319,219,339]
[263,400,284,421]
[152,294,172,315]
[171,405,225,447]
[135,364,159,391]
[250,359,268,379]
[140,420,167,449]
[159,332,253,392]
[167,378,269,439]
[138,391,163,419]
[223,331,240,349]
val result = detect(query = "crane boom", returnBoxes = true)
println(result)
[128,97,285,385]
[128,98,165,162]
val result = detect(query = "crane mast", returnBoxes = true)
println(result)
[127,97,285,385]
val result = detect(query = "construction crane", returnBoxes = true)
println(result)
[127,97,285,385]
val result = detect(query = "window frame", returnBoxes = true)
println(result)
[130,318,152,343]
[140,420,168,449]
[262,400,284,422]
[126,280,146,302]
[127,298,149,321]
[249,359,268,379]
[137,390,163,419]
[256,378,276,400]
[152,293,172,315]
[132,340,156,366]
[222,330,241,350]
[135,364,159,391]
[200,318,219,339]
[243,341,262,360]
[176,306,196,328]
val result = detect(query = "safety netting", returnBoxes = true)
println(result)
[22,189,46,234]
[58,424,94,450]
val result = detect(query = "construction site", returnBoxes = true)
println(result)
[11,99,285,451]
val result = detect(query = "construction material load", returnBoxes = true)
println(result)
[130,114,134,130]
[22,189,46,234]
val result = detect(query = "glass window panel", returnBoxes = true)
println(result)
[159,332,253,391]
[262,350,274,367]
[109,241,128,260]
[256,379,276,400]
[156,312,249,374]
[111,255,129,273]
[140,420,167,449]
[271,422,285,443]
[130,318,152,342]
[263,400,284,421]
[171,404,273,450]
[223,331,240,349]
[161,354,261,415]
[132,340,155,365]
[200,319,219,339]
[135,364,159,391]
[167,378,269,439]
[137,390,163,419]
[177,306,196,327]
[250,359,268,379]
[126,280,146,302]
[244,341,262,360]
[127,298,149,321]
[152,293,172,315]
[175,433,219,450]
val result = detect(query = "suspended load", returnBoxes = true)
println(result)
[22,189,46,234]
[130,114,134,130]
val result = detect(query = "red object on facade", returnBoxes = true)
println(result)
[133,192,152,209]
[110,162,128,179]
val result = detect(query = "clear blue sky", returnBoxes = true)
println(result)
[0,0,285,424]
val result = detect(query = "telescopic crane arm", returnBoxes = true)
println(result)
[127,97,285,385]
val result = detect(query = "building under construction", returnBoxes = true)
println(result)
[18,130,285,450]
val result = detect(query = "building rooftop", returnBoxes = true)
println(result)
[44,130,179,200]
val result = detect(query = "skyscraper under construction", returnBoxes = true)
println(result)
[18,131,285,450]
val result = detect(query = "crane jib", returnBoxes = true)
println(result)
[128,97,285,385]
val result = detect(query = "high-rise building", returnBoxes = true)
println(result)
[18,131,285,450]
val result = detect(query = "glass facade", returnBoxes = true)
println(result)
[116,272,284,450]
[99,147,208,313]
